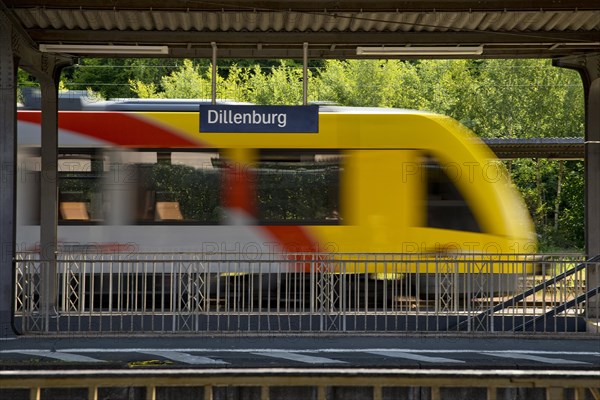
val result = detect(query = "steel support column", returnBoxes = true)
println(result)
[555,54,600,319]
[0,9,18,338]
[1,1,72,333]
[29,60,70,331]
[38,69,61,331]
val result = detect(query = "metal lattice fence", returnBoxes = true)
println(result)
[13,252,599,334]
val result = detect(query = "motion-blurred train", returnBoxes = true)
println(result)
[16,89,537,295]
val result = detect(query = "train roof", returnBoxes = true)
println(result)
[19,88,427,115]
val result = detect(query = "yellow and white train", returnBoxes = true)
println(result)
[17,92,537,295]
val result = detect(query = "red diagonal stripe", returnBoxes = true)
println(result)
[18,111,200,148]
[222,161,256,214]
[262,225,321,272]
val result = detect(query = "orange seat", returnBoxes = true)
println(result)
[155,201,184,221]
[59,202,90,221]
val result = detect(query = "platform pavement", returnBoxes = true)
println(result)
[0,334,598,370]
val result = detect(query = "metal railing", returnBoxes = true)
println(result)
[13,252,599,334]
[1,368,599,400]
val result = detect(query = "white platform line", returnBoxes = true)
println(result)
[7,350,104,363]
[53,348,600,357]
[252,351,346,364]
[367,351,465,363]
[484,352,589,365]
[139,351,227,365]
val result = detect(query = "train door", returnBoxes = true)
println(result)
[343,149,421,254]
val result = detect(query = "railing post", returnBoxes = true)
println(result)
[261,385,269,400]
[211,42,217,105]
[146,385,156,400]
[88,385,98,400]
[373,385,382,400]
[29,387,40,400]
[303,42,308,105]
[546,387,564,400]
[204,385,213,400]
[317,386,326,400]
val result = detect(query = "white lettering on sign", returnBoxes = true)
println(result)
[207,109,287,128]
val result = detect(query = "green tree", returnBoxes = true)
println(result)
[470,60,585,250]
[468,59,583,138]
[219,64,252,101]
[315,59,426,108]
[414,60,480,127]
[316,59,388,106]
[66,58,184,99]
[131,59,318,104]
[159,59,210,98]
[131,59,226,100]
[245,60,315,105]
[17,68,38,103]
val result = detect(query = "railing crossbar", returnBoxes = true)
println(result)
[455,255,600,330]
[514,285,600,331]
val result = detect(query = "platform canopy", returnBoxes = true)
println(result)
[2,0,599,59]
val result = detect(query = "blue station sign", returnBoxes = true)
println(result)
[199,105,319,133]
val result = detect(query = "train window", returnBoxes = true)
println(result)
[425,159,481,232]
[58,151,106,223]
[256,150,342,225]
[134,150,222,224]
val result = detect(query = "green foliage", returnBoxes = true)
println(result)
[467,59,584,138]
[219,64,252,101]
[245,60,312,105]
[149,164,221,223]
[17,68,37,87]
[317,60,386,106]
[66,58,186,99]
[140,162,340,224]
[314,59,427,109]
[159,60,211,98]
[130,59,318,104]
[415,60,481,126]
[129,80,158,98]
[556,162,585,248]
[257,163,340,223]
[509,158,585,251]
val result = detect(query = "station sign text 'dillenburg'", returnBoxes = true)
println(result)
[199,105,319,133]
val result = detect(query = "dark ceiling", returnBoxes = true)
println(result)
[2,1,599,59]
